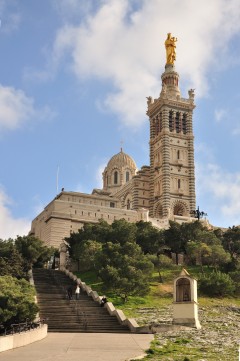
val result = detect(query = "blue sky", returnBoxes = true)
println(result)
[1,0,240,239]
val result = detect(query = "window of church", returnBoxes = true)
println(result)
[155,117,159,135]
[178,179,181,189]
[175,112,180,133]
[169,111,174,132]
[182,113,187,134]
[110,202,115,208]
[126,171,130,182]
[159,112,162,132]
[114,171,118,184]
[177,150,180,159]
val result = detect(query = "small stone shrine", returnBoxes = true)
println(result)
[173,269,201,329]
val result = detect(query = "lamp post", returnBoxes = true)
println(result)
[190,206,207,221]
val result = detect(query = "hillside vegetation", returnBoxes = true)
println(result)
[0,236,55,329]
[67,219,240,361]
[76,267,240,361]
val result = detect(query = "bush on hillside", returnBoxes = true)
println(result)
[198,271,235,297]
[0,275,38,328]
[229,271,240,295]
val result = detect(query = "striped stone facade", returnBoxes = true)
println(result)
[30,62,196,247]
[147,64,196,218]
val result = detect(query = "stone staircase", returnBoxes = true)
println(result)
[32,269,130,333]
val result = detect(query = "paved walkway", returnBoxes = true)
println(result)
[0,333,154,361]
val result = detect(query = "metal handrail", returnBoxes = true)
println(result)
[52,271,87,330]
[1,319,45,336]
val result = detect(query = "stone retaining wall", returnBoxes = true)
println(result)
[0,324,48,353]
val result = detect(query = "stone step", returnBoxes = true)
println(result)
[32,268,130,333]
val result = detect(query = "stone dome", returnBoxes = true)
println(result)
[102,149,137,193]
[106,149,137,170]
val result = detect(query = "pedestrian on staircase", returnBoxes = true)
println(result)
[100,295,107,307]
[75,284,80,300]
[67,286,72,300]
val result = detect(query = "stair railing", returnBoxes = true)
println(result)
[52,270,67,298]
[70,299,88,331]
[48,271,88,331]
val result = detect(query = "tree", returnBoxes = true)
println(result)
[222,226,240,266]
[0,276,38,328]
[15,236,55,272]
[111,219,137,245]
[71,240,102,271]
[136,221,165,254]
[164,221,184,263]
[186,241,212,272]
[96,241,154,302]
[205,244,231,271]
[0,239,25,278]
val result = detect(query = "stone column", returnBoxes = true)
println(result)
[59,242,67,271]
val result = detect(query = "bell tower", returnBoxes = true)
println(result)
[147,34,196,219]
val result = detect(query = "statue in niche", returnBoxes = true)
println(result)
[165,33,177,65]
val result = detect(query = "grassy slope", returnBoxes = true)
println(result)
[75,267,240,361]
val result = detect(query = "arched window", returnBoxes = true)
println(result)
[126,171,130,182]
[178,179,181,189]
[114,171,118,184]
[177,150,180,159]
[176,278,191,302]
[175,112,180,133]
[169,110,174,132]
[182,113,187,134]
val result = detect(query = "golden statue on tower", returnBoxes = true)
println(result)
[165,33,177,65]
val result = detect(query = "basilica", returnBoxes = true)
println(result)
[30,34,197,248]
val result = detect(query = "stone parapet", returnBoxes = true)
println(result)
[61,268,147,333]
[0,324,48,353]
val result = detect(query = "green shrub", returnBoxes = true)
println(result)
[229,271,240,295]
[0,275,38,328]
[198,271,235,297]
[158,254,174,268]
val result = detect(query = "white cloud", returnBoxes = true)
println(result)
[232,127,240,135]
[214,108,227,123]
[0,0,22,34]
[52,0,93,20]
[0,85,56,132]
[45,0,240,127]
[0,85,35,131]
[95,163,106,189]
[196,162,240,227]
[0,187,30,240]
